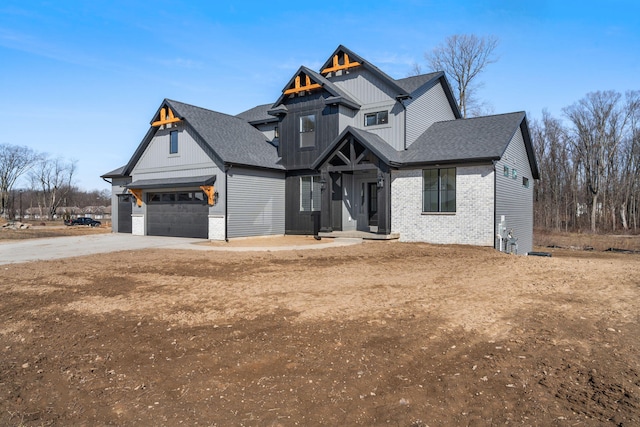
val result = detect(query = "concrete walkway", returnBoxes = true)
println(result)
[0,234,362,265]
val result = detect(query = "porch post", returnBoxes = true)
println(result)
[319,169,332,232]
[376,168,392,235]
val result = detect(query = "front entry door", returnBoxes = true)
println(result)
[368,182,378,227]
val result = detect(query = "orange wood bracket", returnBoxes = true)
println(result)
[284,74,322,95]
[322,53,361,74]
[152,107,182,127]
[128,188,143,207]
[200,185,216,205]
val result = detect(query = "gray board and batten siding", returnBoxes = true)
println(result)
[495,125,534,254]
[226,167,285,239]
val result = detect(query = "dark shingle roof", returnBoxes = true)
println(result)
[165,99,282,170]
[101,165,127,178]
[236,103,278,124]
[395,72,442,94]
[402,112,527,165]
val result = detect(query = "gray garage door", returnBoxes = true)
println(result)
[117,194,133,233]
[146,191,208,238]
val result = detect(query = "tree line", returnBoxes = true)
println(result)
[532,90,640,233]
[0,144,110,220]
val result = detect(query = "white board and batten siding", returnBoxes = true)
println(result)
[495,126,534,254]
[226,168,285,238]
[406,81,457,147]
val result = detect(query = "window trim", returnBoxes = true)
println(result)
[364,110,389,127]
[300,175,321,212]
[299,114,316,149]
[169,130,179,154]
[422,167,456,213]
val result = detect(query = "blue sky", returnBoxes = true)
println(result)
[1,1,638,191]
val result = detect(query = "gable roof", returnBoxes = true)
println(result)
[320,45,411,100]
[395,72,442,94]
[311,126,402,170]
[271,66,360,109]
[235,103,278,125]
[122,99,283,174]
[402,112,540,178]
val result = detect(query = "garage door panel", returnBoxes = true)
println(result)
[147,202,208,238]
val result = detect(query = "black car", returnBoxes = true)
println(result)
[64,217,101,227]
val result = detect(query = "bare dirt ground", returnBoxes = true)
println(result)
[1,228,639,426]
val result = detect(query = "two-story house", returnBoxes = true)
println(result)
[102,45,539,253]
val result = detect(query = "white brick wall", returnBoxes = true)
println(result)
[391,166,494,245]
[208,215,226,240]
[132,214,145,236]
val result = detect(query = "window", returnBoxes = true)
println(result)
[512,169,517,179]
[523,177,530,188]
[170,130,178,154]
[503,165,510,177]
[274,124,279,139]
[147,191,206,204]
[423,168,456,213]
[299,114,316,148]
[300,176,321,212]
[364,111,389,126]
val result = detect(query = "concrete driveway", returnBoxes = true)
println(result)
[0,233,361,265]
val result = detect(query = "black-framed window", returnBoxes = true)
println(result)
[423,168,456,213]
[299,114,316,148]
[522,177,530,188]
[147,191,205,204]
[274,124,279,139]
[300,176,321,212]
[170,130,178,154]
[364,111,388,126]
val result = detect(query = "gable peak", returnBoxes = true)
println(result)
[283,68,322,95]
[321,48,362,75]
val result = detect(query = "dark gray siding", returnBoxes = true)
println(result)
[495,126,534,254]
[278,93,339,170]
[284,172,319,234]
[227,168,285,238]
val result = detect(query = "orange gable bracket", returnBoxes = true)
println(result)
[152,107,182,127]
[321,53,361,74]
[200,185,216,205]
[283,75,322,95]
[128,188,143,207]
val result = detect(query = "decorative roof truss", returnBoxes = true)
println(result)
[322,52,361,75]
[152,107,182,127]
[283,72,322,95]
[326,137,377,171]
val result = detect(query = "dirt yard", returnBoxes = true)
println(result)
[1,231,639,426]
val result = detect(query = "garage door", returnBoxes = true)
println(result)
[117,194,132,233]
[146,191,208,238]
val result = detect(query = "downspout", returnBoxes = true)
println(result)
[493,160,497,251]
[398,97,408,150]
[225,163,231,242]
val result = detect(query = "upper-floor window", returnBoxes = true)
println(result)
[522,177,530,188]
[169,130,178,154]
[365,111,388,126]
[274,124,279,139]
[423,168,456,213]
[299,114,316,148]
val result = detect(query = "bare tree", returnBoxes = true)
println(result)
[0,144,40,218]
[563,91,632,232]
[29,156,77,220]
[425,34,499,118]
